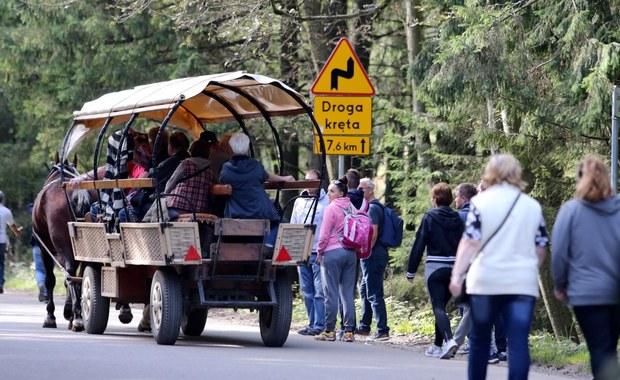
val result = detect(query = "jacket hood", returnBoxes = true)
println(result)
[332,196,352,209]
[227,155,261,174]
[347,189,364,210]
[426,206,463,229]
[579,196,620,215]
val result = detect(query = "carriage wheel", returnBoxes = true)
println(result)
[259,270,292,347]
[181,307,208,336]
[150,268,182,345]
[82,265,110,334]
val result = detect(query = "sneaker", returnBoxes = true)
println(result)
[343,332,355,342]
[298,327,313,336]
[336,329,345,341]
[497,351,507,362]
[425,345,442,358]
[315,330,336,341]
[488,351,500,364]
[440,339,459,359]
[0,286,3,294]
[354,327,371,336]
[458,343,470,354]
[367,331,390,341]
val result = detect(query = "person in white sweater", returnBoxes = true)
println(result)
[449,154,548,380]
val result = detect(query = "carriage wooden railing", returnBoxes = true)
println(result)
[63,179,321,194]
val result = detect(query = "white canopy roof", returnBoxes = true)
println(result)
[65,72,310,153]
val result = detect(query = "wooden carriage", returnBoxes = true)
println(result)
[60,72,328,346]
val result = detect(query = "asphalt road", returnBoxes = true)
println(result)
[0,291,574,380]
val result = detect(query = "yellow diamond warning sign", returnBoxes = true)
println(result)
[311,38,375,96]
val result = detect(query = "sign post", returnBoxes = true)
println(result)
[311,37,375,175]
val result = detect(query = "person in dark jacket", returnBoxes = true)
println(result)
[407,182,464,360]
[552,157,620,380]
[219,133,294,246]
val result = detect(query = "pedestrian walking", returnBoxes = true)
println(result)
[450,154,548,380]
[551,156,620,380]
[407,183,464,359]
[0,191,23,294]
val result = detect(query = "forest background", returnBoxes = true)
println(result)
[1,0,619,369]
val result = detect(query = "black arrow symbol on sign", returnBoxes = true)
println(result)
[331,57,354,90]
[360,138,366,153]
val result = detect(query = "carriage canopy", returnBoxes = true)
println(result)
[65,71,311,154]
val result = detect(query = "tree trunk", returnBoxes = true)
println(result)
[538,258,580,343]
[278,0,301,220]
[405,0,424,114]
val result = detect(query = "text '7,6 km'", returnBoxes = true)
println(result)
[313,96,372,135]
[313,135,371,156]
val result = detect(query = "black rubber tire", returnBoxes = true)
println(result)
[259,270,292,347]
[181,308,208,336]
[150,268,182,345]
[82,265,110,334]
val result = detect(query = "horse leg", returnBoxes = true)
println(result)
[43,274,57,328]
[66,278,84,332]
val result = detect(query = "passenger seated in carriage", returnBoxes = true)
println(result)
[218,133,294,247]
[143,139,215,222]
[126,131,190,221]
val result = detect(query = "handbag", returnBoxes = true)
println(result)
[453,192,521,305]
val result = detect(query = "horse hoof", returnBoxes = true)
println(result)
[72,319,84,332]
[118,307,133,324]
[43,320,57,329]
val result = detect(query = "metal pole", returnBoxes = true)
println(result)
[612,86,618,193]
[338,155,345,178]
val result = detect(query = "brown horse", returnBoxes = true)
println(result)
[32,156,96,331]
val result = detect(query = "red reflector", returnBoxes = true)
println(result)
[274,246,292,262]
[185,245,201,261]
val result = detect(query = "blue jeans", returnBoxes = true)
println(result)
[33,244,45,288]
[359,251,389,333]
[298,253,325,332]
[0,242,5,287]
[573,304,620,380]
[320,248,357,332]
[468,294,535,380]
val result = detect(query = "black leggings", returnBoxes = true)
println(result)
[426,267,454,347]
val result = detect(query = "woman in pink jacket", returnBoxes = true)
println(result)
[315,176,357,343]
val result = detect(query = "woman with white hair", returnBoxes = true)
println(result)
[449,154,548,380]
[219,133,294,246]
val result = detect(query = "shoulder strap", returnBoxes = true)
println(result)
[478,192,521,253]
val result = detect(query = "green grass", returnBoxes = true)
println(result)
[530,333,590,374]
[5,260,64,295]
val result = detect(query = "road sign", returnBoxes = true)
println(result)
[313,96,372,135]
[314,135,371,156]
[311,38,375,96]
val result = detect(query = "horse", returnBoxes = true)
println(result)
[32,155,97,331]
